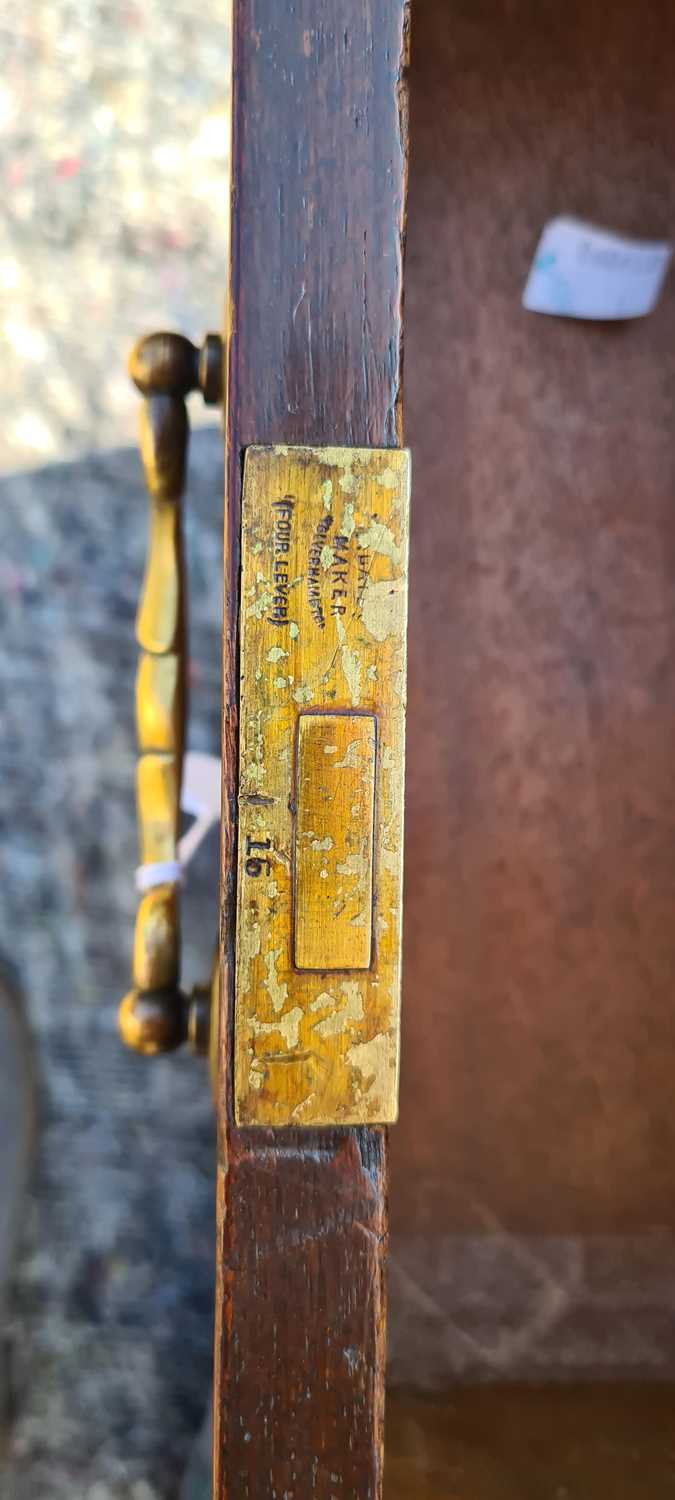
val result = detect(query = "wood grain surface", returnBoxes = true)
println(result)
[387,0,675,1386]
[214,2,409,1495]
[383,1387,675,1499]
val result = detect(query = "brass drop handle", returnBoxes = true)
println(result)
[118,331,222,1056]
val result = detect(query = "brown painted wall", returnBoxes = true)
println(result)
[389,0,675,1382]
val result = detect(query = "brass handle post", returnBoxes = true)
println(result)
[119,332,221,1055]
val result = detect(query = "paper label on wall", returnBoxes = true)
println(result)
[523,216,672,320]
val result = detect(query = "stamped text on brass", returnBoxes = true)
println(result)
[234,445,410,1127]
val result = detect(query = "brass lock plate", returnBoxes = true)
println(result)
[234,445,410,1126]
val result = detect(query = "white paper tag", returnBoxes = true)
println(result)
[179,751,221,868]
[134,752,221,891]
[523,216,672,321]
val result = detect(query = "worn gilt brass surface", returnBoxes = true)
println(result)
[294,711,377,972]
[118,330,221,1056]
[234,445,411,1126]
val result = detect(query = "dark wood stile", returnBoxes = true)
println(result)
[214,4,410,1497]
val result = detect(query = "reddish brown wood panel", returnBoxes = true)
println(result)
[388,0,675,1383]
[215,2,409,1495]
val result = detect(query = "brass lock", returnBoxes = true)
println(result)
[118,331,222,1056]
[233,445,410,1126]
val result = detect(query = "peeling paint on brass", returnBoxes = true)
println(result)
[234,444,410,1126]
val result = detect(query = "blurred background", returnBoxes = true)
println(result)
[1,2,230,1494]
